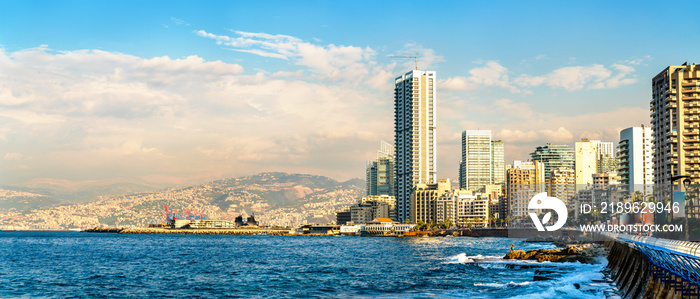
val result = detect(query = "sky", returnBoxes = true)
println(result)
[1,0,700,186]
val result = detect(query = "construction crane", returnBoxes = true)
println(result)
[389,53,419,70]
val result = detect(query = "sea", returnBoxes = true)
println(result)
[0,232,615,298]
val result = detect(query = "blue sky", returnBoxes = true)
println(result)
[1,1,699,186]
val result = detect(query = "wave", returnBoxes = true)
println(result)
[443,253,505,264]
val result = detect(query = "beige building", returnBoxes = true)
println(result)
[411,179,451,224]
[395,70,437,223]
[548,167,575,204]
[592,172,620,189]
[651,63,700,189]
[360,194,396,221]
[575,139,598,190]
[506,160,546,219]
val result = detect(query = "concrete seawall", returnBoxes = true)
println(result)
[604,239,698,298]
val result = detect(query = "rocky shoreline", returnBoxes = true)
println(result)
[504,243,608,264]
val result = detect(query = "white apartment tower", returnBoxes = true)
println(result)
[651,63,700,188]
[394,70,437,223]
[618,127,654,194]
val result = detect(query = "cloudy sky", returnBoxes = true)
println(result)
[1,1,699,186]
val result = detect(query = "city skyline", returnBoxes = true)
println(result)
[2,1,700,188]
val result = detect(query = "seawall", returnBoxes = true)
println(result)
[118,228,290,235]
[604,238,699,298]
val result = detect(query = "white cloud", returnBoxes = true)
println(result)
[514,64,637,91]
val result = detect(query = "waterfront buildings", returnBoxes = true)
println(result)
[366,141,395,196]
[411,179,452,224]
[454,190,489,228]
[361,195,396,220]
[459,130,505,190]
[617,126,654,194]
[394,70,437,223]
[651,63,700,189]
[505,160,546,220]
[575,139,599,190]
[530,144,574,179]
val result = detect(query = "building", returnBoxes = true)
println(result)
[460,130,491,190]
[434,192,456,224]
[411,179,452,224]
[491,140,505,186]
[335,208,351,225]
[548,167,575,204]
[459,131,505,190]
[598,154,618,174]
[592,172,620,189]
[366,141,395,196]
[651,63,700,189]
[350,201,389,224]
[394,70,437,223]
[617,126,654,195]
[530,144,574,179]
[575,139,598,190]
[360,194,397,221]
[454,190,489,228]
[506,160,546,221]
[591,140,615,160]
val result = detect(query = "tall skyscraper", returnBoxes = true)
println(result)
[575,139,598,189]
[491,140,505,186]
[459,131,505,190]
[394,70,437,223]
[366,141,395,196]
[652,63,700,190]
[617,126,654,194]
[530,144,574,179]
[460,130,491,190]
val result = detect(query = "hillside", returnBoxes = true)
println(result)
[0,172,364,229]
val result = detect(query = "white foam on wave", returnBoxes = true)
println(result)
[443,253,507,264]
[474,281,532,288]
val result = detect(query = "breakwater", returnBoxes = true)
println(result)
[119,228,290,235]
[604,235,700,298]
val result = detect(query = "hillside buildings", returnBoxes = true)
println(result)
[394,70,437,223]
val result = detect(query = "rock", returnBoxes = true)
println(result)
[504,250,526,259]
[503,243,603,264]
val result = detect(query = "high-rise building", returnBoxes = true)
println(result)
[651,63,700,190]
[460,130,491,190]
[575,139,598,189]
[491,140,505,186]
[394,70,437,223]
[506,160,546,220]
[590,140,615,160]
[530,144,574,179]
[459,131,505,190]
[598,154,618,174]
[617,126,654,194]
[366,141,395,196]
[548,167,575,204]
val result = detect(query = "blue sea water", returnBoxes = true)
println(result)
[0,232,612,298]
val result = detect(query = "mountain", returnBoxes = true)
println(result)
[0,172,364,229]
[15,178,168,204]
